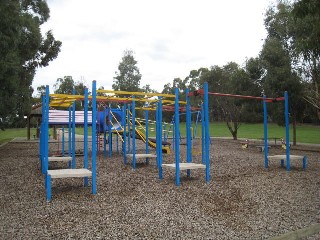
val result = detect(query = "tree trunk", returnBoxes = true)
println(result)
[226,121,238,140]
[292,116,297,146]
[312,57,320,120]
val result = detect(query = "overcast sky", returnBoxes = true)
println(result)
[33,0,273,94]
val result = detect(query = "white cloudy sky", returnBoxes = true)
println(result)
[33,0,273,94]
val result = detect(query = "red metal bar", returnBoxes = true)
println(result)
[188,89,285,102]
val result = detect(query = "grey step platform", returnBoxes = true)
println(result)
[47,168,92,179]
[126,154,157,159]
[268,155,305,160]
[268,155,307,170]
[162,163,206,170]
[48,156,72,162]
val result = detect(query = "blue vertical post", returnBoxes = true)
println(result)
[71,89,76,168]
[40,95,45,173]
[103,108,107,158]
[174,88,180,186]
[68,107,71,157]
[122,103,127,164]
[284,91,290,171]
[108,107,112,157]
[201,104,205,164]
[263,95,269,168]
[61,127,65,156]
[204,82,210,183]
[186,89,192,178]
[46,174,51,201]
[84,88,89,187]
[44,85,50,197]
[131,98,136,169]
[156,102,159,167]
[145,104,149,165]
[158,97,163,178]
[91,81,97,194]
[127,104,131,154]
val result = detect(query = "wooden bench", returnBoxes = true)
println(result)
[268,155,307,170]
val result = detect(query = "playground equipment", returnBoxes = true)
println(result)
[189,87,308,171]
[38,79,308,201]
[92,93,174,161]
[161,84,211,186]
[40,83,97,201]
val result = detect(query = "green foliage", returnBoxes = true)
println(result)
[53,76,87,110]
[261,3,306,127]
[292,0,320,60]
[292,0,320,119]
[54,76,75,94]
[112,50,142,93]
[0,0,61,129]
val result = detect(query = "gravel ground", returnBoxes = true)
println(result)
[0,138,319,239]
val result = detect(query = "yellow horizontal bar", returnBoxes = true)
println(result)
[50,93,84,100]
[50,103,72,108]
[49,93,186,104]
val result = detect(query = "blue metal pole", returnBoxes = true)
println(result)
[127,104,131,154]
[103,108,107,158]
[72,89,76,168]
[84,88,89,187]
[158,97,163,177]
[123,103,127,164]
[204,82,210,183]
[44,85,50,195]
[108,107,112,157]
[201,104,205,164]
[186,89,192,178]
[68,107,71,158]
[91,80,97,194]
[145,104,149,165]
[174,88,180,186]
[156,101,159,167]
[132,98,136,169]
[263,95,269,168]
[284,91,290,171]
[40,94,45,173]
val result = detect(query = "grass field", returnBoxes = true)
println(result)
[1,123,319,145]
[0,128,37,145]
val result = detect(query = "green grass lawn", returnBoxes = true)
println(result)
[0,128,37,145]
[177,122,320,144]
[1,123,319,145]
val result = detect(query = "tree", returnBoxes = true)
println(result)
[0,0,61,129]
[54,76,74,94]
[292,0,320,120]
[36,85,46,98]
[262,2,306,145]
[112,50,142,94]
[54,76,87,110]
